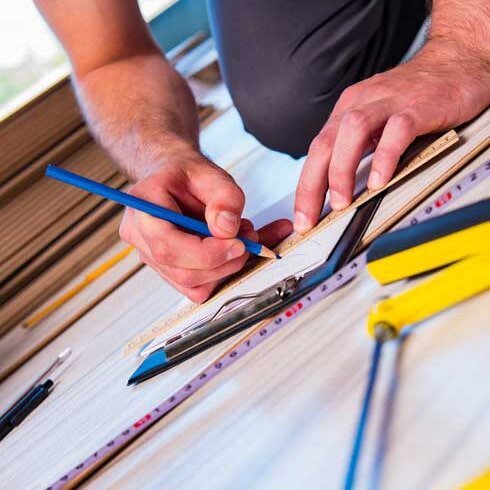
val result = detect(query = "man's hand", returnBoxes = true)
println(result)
[35,0,293,303]
[294,18,490,234]
[119,146,292,303]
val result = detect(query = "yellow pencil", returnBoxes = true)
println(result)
[22,246,134,329]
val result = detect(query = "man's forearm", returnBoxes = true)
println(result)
[428,0,490,77]
[75,52,200,182]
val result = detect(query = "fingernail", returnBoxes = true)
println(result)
[368,170,385,190]
[227,241,245,260]
[216,211,239,233]
[294,211,312,234]
[330,191,349,210]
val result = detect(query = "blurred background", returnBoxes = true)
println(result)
[0,0,221,335]
[0,0,209,119]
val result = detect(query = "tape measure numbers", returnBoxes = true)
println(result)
[48,160,490,490]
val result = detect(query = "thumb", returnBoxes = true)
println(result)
[189,164,246,239]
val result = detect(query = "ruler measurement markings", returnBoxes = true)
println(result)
[125,130,460,355]
[48,160,489,490]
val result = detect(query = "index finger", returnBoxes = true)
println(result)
[294,116,342,233]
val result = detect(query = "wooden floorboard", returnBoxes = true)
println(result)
[0,105,488,490]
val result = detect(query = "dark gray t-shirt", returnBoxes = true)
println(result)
[206,0,426,157]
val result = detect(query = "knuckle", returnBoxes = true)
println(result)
[300,169,330,202]
[231,254,249,272]
[231,183,246,205]
[174,269,199,288]
[339,83,367,106]
[308,138,322,155]
[240,228,259,242]
[340,84,359,102]
[235,189,246,208]
[367,81,387,98]
[309,132,332,153]
[129,173,175,203]
[328,182,345,195]
[328,165,350,182]
[375,146,398,164]
[200,247,221,268]
[407,96,426,109]
[216,178,245,210]
[343,110,369,131]
[328,172,351,195]
[391,112,415,133]
[297,181,319,201]
[151,243,172,265]
[311,121,338,148]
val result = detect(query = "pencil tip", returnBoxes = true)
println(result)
[276,254,282,260]
[259,246,278,259]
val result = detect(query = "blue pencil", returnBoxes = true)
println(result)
[45,165,278,259]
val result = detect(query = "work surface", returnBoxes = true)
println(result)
[0,106,489,490]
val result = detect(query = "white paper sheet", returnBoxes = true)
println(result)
[140,155,374,356]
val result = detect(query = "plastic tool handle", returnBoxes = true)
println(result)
[367,251,490,338]
[9,380,54,426]
[368,199,490,262]
[367,199,490,284]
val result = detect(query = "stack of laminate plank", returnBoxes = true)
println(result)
[0,34,227,336]
[0,86,125,335]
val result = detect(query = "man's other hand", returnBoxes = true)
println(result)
[294,40,490,234]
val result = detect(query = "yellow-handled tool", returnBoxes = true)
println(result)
[367,199,490,285]
[366,200,490,340]
[367,251,490,339]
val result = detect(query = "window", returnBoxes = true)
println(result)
[0,0,67,119]
[0,0,178,121]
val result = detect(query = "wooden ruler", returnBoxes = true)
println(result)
[274,130,459,253]
[124,130,459,355]
[49,160,490,490]
[361,136,490,246]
